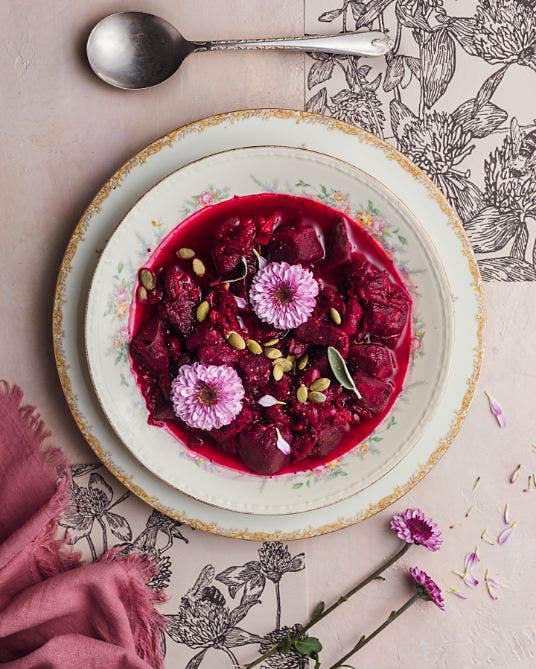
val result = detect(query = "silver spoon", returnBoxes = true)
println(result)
[87,11,393,90]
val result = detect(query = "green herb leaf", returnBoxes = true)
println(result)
[278,631,293,655]
[327,346,362,399]
[311,600,325,622]
[293,636,323,657]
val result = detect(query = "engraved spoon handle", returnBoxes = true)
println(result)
[193,31,393,57]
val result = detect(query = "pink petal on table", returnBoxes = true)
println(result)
[485,391,506,427]
[472,476,481,491]
[463,572,479,588]
[498,522,518,545]
[275,427,291,455]
[503,504,510,525]
[481,529,494,545]
[447,587,468,600]
[464,546,480,571]
[510,464,521,483]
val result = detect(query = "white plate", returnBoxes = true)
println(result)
[54,109,484,539]
[85,146,453,515]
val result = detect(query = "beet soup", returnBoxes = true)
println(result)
[129,193,412,476]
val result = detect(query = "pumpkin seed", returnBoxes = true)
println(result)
[177,247,195,259]
[310,377,331,392]
[265,348,283,360]
[297,384,308,403]
[246,339,263,355]
[276,358,293,373]
[330,307,342,325]
[192,258,206,276]
[227,331,246,350]
[297,354,308,370]
[137,285,148,302]
[263,337,279,347]
[272,365,284,381]
[139,268,155,291]
[196,300,210,322]
[308,391,327,404]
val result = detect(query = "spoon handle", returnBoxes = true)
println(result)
[193,31,393,58]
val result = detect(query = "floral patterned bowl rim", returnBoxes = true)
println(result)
[85,145,453,514]
[54,109,484,539]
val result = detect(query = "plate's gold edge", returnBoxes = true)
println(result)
[53,108,485,541]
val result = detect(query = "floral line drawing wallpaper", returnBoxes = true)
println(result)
[305,0,536,281]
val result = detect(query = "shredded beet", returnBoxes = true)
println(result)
[129,194,412,476]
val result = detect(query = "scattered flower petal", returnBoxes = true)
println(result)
[523,475,532,492]
[464,546,480,572]
[390,508,443,552]
[275,427,291,456]
[481,529,494,546]
[447,587,468,600]
[258,394,286,408]
[170,363,244,430]
[503,504,510,525]
[449,522,462,530]
[485,391,506,427]
[510,464,521,483]
[464,505,474,518]
[250,261,318,329]
[472,476,481,491]
[497,522,518,545]
[233,294,247,309]
[409,567,444,609]
[484,569,504,601]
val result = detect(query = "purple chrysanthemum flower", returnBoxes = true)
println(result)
[249,261,319,330]
[170,363,244,430]
[409,567,444,610]
[390,508,442,552]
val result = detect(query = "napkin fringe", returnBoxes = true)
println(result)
[0,381,82,576]
[101,547,167,669]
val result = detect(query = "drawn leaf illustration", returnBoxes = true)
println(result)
[319,8,343,22]
[421,28,456,108]
[473,65,509,111]
[305,87,328,114]
[389,99,417,139]
[511,222,529,260]
[479,257,536,281]
[384,56,405,92]
[465,206,520,253]
[355,0,395,28]
[452,100,507,139]
[308,57,335,89]
[395,1,431,32]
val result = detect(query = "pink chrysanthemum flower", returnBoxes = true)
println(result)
[410,567,444,610]
[390,508,442,552]
[249,261,319,330]
[171,363,244,430]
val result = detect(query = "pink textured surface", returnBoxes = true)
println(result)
[1,1,535,667]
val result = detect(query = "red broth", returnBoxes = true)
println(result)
[129,193,412,475]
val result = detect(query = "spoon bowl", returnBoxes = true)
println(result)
[87,11,394,90]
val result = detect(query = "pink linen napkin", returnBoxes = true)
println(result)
[0,382,166,667]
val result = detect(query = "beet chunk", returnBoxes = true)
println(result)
[186,321,224,352]
[159,267,199,336]
[317,425,348,457]
[341,297,363,337]
[293,432,318,461]
[353,372,392,416]
[197,344,239,367]
[211,216,256,275]
[237,354,272,395]
[348,343,395,379]
[238,424,290,474]
[361,301,409,339]
[130,317,169,375]
[211,405,260,451]
[327,218,352,265]
[268,223,324,264]
[295,318,349,357]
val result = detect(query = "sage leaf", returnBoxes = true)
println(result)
[327,346,362,399]
[311,600,325,622]
[293,636,323,657]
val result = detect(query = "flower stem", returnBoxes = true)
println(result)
[222,647,239,668]
[86,533,97,562]
[275,581,282,630]
[97,517,107,553]
[329,594,420,668]
[107,491,130,510]
[243,542,410,669]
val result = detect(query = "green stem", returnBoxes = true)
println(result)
[243,543,411,669]
[329,594,420,668]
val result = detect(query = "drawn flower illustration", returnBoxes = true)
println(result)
[166,565,264,667]
[217,542,305,629]
[198,190,214,206]
[60,473,131,561]
[448,0,536,71]
[258,625,309,669]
